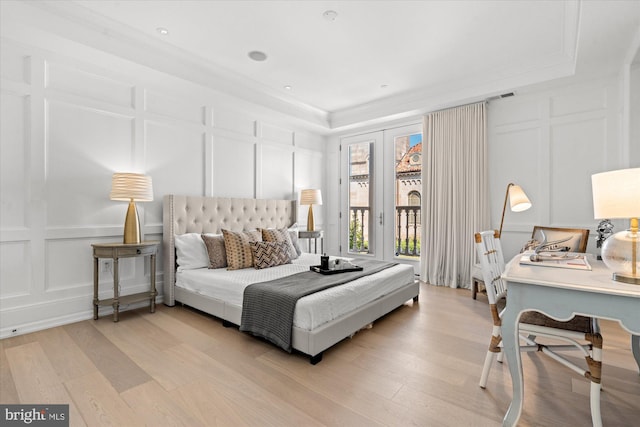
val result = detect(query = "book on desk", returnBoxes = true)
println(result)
[519,251,592,270]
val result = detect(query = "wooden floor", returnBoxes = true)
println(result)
[1,283,638,426]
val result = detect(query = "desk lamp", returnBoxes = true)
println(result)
[591,168,640,285]
[110,173,154,244]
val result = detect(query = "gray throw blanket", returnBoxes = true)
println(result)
[240,259,396,352]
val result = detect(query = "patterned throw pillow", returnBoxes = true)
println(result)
[222,229,262,270]
[201,234,227,269]
[250,241,292,269]
[261,227,298,260]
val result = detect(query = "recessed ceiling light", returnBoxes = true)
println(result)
[380,84,389,89]
[323,10,338,21]
[284,85,292,90]
[248,51,268,61]
[156,27,169,35]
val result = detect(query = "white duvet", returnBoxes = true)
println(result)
[176,253,415,331]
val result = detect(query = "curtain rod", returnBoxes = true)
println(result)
[428,92,514,115]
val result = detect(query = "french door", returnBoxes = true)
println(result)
[341,124,422,270]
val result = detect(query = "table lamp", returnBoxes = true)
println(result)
[498,183,532,237]
[300,189,322,231]
[110,173,154,244]
[591,168,640,285]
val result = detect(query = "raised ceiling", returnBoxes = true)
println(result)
[3,1,640,131]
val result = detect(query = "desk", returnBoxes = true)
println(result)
[92,241,158,322]
[501,254,640,426]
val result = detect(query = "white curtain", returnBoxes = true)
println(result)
[420,102,490,288]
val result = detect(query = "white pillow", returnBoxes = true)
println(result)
[288,223,302,256]
[174,233,209,271]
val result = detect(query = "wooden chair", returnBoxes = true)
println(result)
[472,226,590,299]
[474,230,603,426]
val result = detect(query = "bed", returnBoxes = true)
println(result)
[163,194,419,364]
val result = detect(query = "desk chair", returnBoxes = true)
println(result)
[472,226,590,299]
[474,230,603,425]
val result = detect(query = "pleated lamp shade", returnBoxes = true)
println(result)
[300,189,322,206]
[110,173,154,202]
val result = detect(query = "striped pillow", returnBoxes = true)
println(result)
[222,229,262,270]
[250,241,292,269]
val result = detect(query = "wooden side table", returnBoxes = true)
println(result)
[92,241,159,322]
[299,230,323,254]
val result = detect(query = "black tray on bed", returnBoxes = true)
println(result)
[310,265,363,275]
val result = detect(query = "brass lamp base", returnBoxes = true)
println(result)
[307,205,315,231]
[123,199,142,244]
[612,272,640,285]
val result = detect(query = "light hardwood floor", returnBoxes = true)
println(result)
[1,283,638,426]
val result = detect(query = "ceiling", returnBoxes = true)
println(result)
[4,1,640,131]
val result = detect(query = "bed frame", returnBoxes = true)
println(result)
[163,194,419,363]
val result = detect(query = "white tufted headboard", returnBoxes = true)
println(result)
[162,194,297,305]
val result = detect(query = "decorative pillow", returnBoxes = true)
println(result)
[222,229,262,270]
[288,223,302,256]
[174,233,209,271]
[201,234,227,269]
[250,241,292,269]
[260,227,298,260]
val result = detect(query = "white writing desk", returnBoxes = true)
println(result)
[501,254,640,426]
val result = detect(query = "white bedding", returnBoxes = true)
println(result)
[176,253,415,331]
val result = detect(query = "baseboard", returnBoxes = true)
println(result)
[0,295,164,339]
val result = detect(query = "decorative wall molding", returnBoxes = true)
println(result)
[0,36,325,338]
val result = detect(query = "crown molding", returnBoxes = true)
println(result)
[14,1,330,130]
[10,0,582,132]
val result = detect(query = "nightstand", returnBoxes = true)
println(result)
[298,230,323,254]
[92,241,159,322]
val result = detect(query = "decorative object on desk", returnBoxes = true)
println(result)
[532,232,572,253]
[522,226,590,254]
[300,189,322,231]
[498,183,532,237]
[591,167,640,285]
[596,219,614,260]
[110,173,153,244]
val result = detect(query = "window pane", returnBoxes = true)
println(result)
[394,133,422,257]
[348,142,371,254]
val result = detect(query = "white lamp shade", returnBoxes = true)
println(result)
[110,173,154,202]
[509,184,532,212]
[300,189,322,205]
[591,168,640,219]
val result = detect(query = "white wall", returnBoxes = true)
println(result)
[489,74,635,259]
[0,37,326,338]
[323,72,635,267]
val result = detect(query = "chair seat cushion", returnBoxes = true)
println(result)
[520,311,593,333]
[496,298,592,333]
